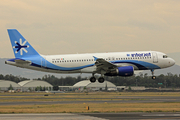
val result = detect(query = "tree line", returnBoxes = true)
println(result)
[0,73,180,88]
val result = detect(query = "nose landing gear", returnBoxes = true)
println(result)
[151,69,156,80]
[152,76,156,80]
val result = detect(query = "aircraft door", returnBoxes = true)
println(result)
[152,52,158,63]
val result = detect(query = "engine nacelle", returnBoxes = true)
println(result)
[105,66,134,76]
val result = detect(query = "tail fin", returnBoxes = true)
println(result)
[7,29,39,58]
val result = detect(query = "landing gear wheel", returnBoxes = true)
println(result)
[151,69,156,80]
[98,77,105,83]
[152,76,156,80]
[90,77,96,83]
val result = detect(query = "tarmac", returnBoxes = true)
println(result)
[0,95,180,105]
[0,113,180,120]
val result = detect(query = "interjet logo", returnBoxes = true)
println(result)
[126,54,130,57]
[13,38,29,55]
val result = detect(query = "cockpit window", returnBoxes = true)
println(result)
[163,55,168,58]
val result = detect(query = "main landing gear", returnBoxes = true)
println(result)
[90,74,105,83]
[151,69,156,80]
[90,76,96,83]
[98,77,105,83]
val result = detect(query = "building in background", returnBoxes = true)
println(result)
[18,80,53,91]
[72,80,117,91]
[0,80,21,91]
[0,79,148,92]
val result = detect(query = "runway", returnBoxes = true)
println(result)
[0,96,180,105]
[0,113,180,120]
[0,93,180,119]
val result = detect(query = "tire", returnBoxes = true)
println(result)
[152,76,156,80]
[90,77,96,83]
[98,77,104,83]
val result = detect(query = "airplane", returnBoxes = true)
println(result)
[5,29,175,83]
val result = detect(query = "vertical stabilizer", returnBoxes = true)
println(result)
[7,29,39,58]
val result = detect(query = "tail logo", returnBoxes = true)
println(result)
[13,38,29,55]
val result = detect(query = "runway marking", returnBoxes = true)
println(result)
[142,114,180,116]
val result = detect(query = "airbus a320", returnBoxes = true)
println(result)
[5,29,175,83]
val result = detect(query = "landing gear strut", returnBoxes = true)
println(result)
[151,69,156,80]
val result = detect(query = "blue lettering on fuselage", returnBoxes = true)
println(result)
[131,53,151,57]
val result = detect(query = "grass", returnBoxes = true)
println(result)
[0,92,180,113]
[0,102,180,113]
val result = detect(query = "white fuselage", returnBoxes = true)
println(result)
[6,51,175,74]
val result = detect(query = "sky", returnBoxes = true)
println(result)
[1,0,180,58]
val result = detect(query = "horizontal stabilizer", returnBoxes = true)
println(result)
[14,59,31,64]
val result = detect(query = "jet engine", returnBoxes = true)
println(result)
[105,66,134,76]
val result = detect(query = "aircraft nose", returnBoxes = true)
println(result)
[169,58,175,66]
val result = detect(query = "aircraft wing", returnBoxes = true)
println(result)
[94,57,117,74]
